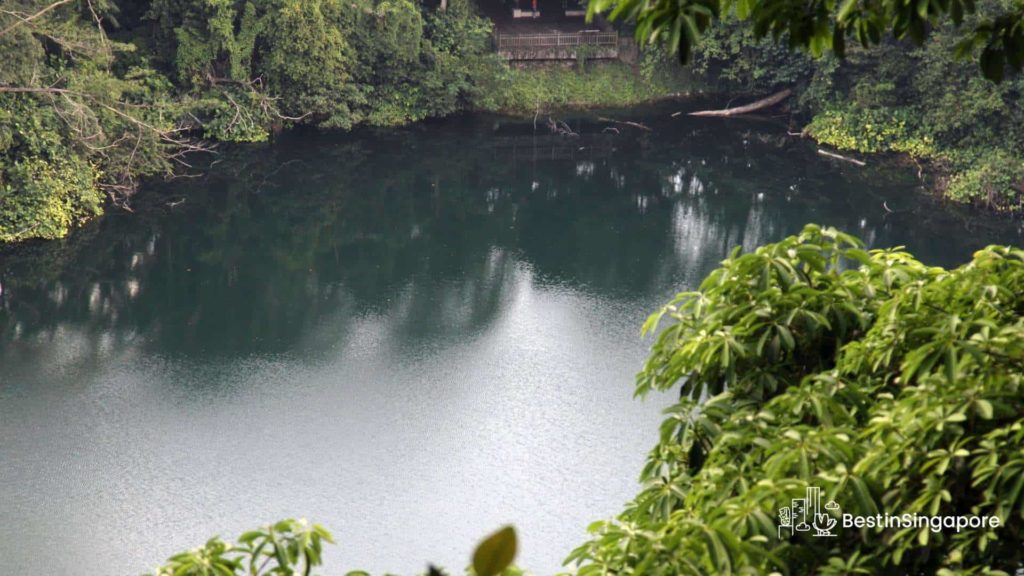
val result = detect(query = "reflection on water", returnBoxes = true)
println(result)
[0,108,1021,575]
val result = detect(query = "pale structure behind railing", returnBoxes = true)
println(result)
[495,31,620,60]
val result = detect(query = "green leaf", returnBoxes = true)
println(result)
[472,526,517,576]
[975,399,993,419]
[837,0,859,22]
[776,324,795,350]
[736,0,753,19]
[980,45,1006,82]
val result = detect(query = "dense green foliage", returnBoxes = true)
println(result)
[567,224,1024,574]
[632,1,1024,211]
[148,519,335,576]
[0,0,503,241]
[587,0,1024,82]
[4,0,1024,242]
[795,5,1024,211]
[144,0,502,130]
[487,62,683,113]
[149,521,521,576]
[0,1,183,241]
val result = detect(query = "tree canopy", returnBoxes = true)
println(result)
[147,520,522,576]
[588,0,1024,81]
[567,224,1024,574]
[0,0,501,241]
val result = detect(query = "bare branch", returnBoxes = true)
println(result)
[0,0,76,38]
[0,86,72,93]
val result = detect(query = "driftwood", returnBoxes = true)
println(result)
[817,148,867,167]
[689,89,793,117]
[597,116,653,131]
[546,117,578,137]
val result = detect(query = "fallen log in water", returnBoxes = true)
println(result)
[817,148,867,167]
[597,117,653,131]
[688,89,793,117]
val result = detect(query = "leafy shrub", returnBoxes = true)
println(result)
[194,89,275,143]
[806,106,935,157]
[148,519,334,576]
[663,0,1024,207]
[568,224,1024,575]
[944,149,1024,211]
[148,521,522,576]
[486,62,680,113]
[690,17,817,94]
[0,156,100,242]
[259,0,358,129]
[0,95,104,242]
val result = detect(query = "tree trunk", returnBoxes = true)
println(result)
[688,89,793,117]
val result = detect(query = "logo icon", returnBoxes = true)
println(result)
[778,486,839,538]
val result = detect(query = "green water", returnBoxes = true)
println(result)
[1,107,1021,575]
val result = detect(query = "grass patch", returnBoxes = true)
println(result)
[483,61,683,114]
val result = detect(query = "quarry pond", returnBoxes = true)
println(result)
[1,105,1022,575]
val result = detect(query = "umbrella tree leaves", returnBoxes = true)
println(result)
[568,224,1024,574]
[149,523,522,575]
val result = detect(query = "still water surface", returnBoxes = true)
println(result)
[1,107,1022,575]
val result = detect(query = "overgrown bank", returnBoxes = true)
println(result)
[0,0,694,244]
[486,61,685,113]
[666,2,1024,211]
[0,0,506,243]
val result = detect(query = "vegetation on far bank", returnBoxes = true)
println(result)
[643,0,1024,213]
[3,0,1024,244]
[485,61,685,113]
[0,0,504,243]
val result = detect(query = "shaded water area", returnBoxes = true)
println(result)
[1,105,1022,575]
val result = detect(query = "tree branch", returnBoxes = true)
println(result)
[688,89,793,118]
[0,0,76,38]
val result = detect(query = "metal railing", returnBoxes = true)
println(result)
[495,31,618,51]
